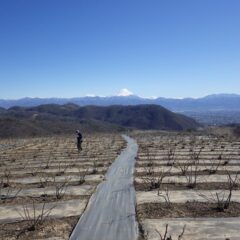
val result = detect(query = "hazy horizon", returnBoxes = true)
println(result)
[0,89,240,101]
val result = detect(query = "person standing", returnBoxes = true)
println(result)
[76,130,83,152]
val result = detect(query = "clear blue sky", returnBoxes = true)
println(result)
[0,0,240,99]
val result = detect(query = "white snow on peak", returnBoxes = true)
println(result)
[117,88,133,97]
[85,94,97,97]
[149,96,157,99]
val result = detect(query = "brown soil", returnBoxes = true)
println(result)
[137,201,240,220]
[6,181,100,190]
[134,181,240,191]
[135,162,240,167]
[0,216,79,240]
[1,160,113,171]
[135,170,239,177]
[0,194,88,206]
[5,169,107,179]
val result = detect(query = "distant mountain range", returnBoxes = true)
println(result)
[0,104,200,138]
[0,94,240,112]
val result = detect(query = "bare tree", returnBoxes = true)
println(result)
[158,186,172,208]
[153,224,186,240]
[18,200,56,231]
[0,186,21,203]
[53,176,71,200]
[205,158,223,175]
[2,169,12,188]
[199,171,239,211]
[38,174,51,188]
[176,160,191,176]
[184,160,200,189]
[56,162,68,176]
[91,161,98,174]
[184,146,202,188]
[30,166,40,177]
[166,146,175,167]
[43,155,52,169]
[142,166,172,191]
[77,167,88,185]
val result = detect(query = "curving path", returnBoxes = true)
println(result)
[70,135,139,240]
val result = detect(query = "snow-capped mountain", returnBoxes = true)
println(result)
[0,92,240,112]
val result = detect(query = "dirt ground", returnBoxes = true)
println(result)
[0,216,79,240]
[0,133,126,239]
[134,181,240,191]
[133,130,240,240]
[0,194,88,206]
[137,201,240,219]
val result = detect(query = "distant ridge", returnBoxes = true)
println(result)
[0,94,240,112]
[0,104,200,138]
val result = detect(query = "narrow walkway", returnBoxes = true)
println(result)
[70,135,139,240]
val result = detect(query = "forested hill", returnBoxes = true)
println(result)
[0,104,200,138]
